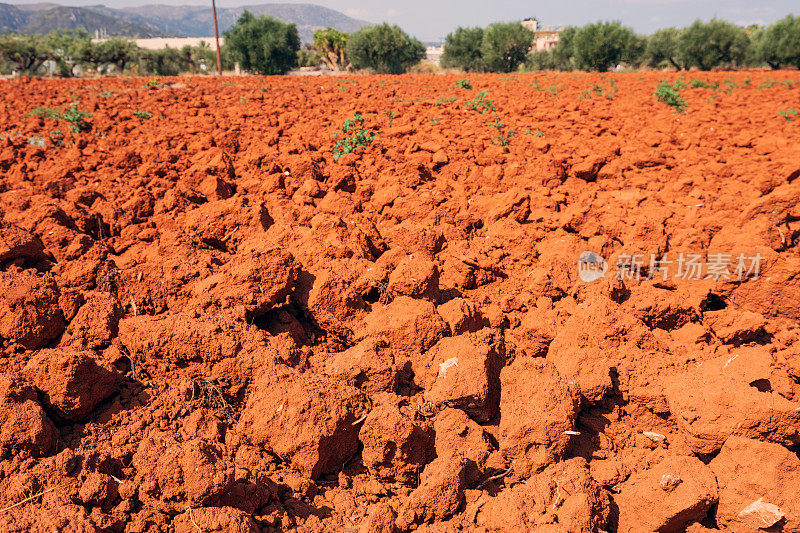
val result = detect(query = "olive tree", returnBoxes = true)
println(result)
[224,11,300,75]
[346,23,425,74]
[572,21,639,71]
[678,19,750,70]
[441,26,485,71]
[480,22,534,73]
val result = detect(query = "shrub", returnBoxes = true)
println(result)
[755,15,800,69]
[346,23,425,74]
[480,22,534,73]
[441,27,485,71]
[466,91,495,113]
[655,79,687,112]
[573,21,639,71]
[646,28,684,69]
[224,11,300,75]
[455,78,472,89]
[678,19,750,70]
[332,113,376,160]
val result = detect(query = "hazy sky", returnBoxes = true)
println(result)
[8,0,799,41]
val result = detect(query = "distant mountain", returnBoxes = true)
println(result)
[0,3,166,36]
[0,3,30,32]
[0,2,371,42]
[27,6,167,37]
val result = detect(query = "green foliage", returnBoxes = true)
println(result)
[573,21,639,71]
[332,113,376,160]
[552,26,578,70]
[587,79,617,99]
[647,28,683,69]
[455,78,472,89]
[0,34,50,75]
[480,22,534,73]
[779,108,798,121]
[466,91,495,113]
[654,79,687,113]
[755,15,800,69]
[50,129,64,146]
[525,50,558,71]
[488,116,515,146]
[689,78,719,89]
[441,26,485,71]
[134,110,153,119]
[44,29,94,77]
[28,106,63,120]
[90,37,139,72]
[29,103,91,132]
[224,11,300,75]
[313,27,348,70]
[383,110,396,125]
[435,97,457,106]
[346,23,425,74]
[430,117,441,125]
[61,103,92,132]
[297,44,322,68]
[678,19,750,70]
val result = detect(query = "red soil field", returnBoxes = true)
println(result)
[0,71,799,532]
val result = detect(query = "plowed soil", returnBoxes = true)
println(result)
[1,71,799,532]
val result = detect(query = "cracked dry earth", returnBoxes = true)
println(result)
[0,71,799,532]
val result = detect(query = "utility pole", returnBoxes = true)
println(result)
[212,0,223,75]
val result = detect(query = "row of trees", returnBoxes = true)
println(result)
[225,12,426,75]
[4,13,798,76]
[0,30,217,76]
[445,15,800,73]
[0,12,428,76]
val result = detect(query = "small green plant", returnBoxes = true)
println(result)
[134,110,153,119]
[430,117,441,125]
[533,129,545,138]
[61,103,92,132]
[547,85,560,97]
[383,110,396,126]
[50,129,64,146]
[144,77,159,89]
[578,90,592,100]
[455,78,472,89]
[689,79,718,90]
[466,91,494,114]
[723,78,738,91]
[99,91,114,98]
[779,108,798,121]
[30,103,91,132]
[655,79,687,113]
[28,106,62,120]
[435,97,457,106]
[590,79,617,99]
[756,79,792,90]
[238,96,248,104]
[532,81,542,91]
[489,116,515,147]
[332,112,377,161]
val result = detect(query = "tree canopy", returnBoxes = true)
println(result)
[345,23,426,74]
[223,11,300,75]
